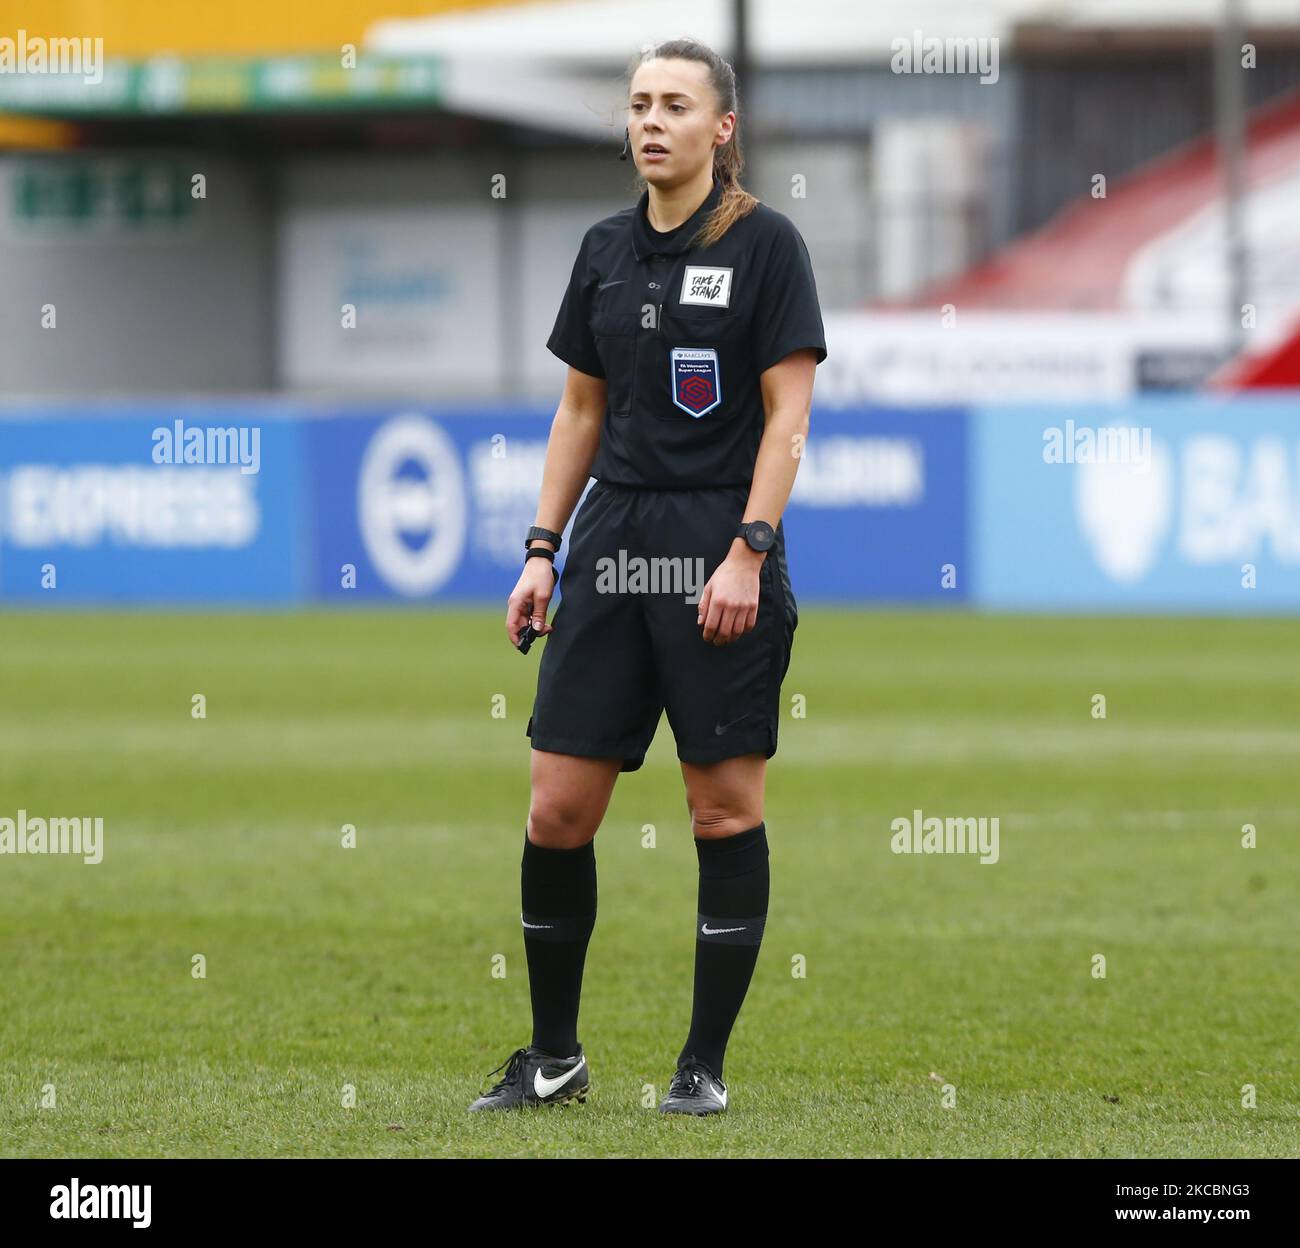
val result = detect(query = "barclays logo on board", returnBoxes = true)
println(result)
[1074,433,1300,583]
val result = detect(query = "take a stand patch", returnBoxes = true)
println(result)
[670,347,722,417]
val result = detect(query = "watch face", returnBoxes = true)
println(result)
[747,521,775,551]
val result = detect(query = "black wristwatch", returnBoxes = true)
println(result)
[525,525,563,551]
[737,520,776,553]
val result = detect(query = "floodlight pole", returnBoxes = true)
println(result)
[1214,0,1248,355]
[732,0,752,171]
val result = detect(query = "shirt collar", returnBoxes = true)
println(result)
[630,176,723,260]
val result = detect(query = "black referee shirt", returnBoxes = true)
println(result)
[546,177,828,488]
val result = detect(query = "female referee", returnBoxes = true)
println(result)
[469,37,826,1116]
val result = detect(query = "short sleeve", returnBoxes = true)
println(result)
[752,216,828,376]
[546,228,605,379]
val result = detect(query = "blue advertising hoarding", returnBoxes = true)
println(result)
[971,396,1300,611]
[4,395,1298,611]
[0,404,305,602]
[307,407,561,601]
[305,404,967,602]
[782,406,967,602]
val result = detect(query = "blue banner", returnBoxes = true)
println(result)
[971,396,1300,611]
[6,396,1298,611]
[303,405,968,602]
[0,405,304,602]
[784,406,968,600]
[305,407,558,600]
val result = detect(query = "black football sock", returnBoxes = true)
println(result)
[677,821,769,1080]
[521,832,596,1059]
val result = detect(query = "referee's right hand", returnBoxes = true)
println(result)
[507,557,557,648]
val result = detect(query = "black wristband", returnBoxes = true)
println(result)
[524,547,556,564]
[525,525,562,551]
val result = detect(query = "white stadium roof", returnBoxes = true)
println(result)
[367,0,1300,66]
[364,0,1300,140]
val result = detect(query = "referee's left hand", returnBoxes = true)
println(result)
[697,552,762,646]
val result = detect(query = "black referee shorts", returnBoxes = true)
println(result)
[526,480,798,771]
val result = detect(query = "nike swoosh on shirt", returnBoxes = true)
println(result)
[598,279,627,289]
[701,923,746,935]
[534,1061,584,1098]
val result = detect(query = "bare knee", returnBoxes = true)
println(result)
[528,752,619,848]
[682,755,765,839]
[687,804,759,840]
[527,794,601,848]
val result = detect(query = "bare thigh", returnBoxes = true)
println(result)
[680,753,766,839]
[528,750,623,848]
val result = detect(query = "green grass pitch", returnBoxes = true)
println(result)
[0,609,1296,1158]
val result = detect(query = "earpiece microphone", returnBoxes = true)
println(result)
[619,127,630,161]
